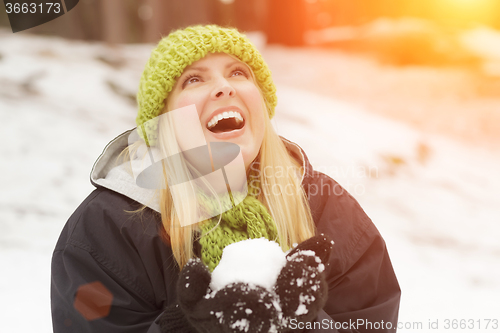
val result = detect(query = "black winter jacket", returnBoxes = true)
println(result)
[51,131,400,332]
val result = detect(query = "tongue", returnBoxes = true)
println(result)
[210,118,243,133]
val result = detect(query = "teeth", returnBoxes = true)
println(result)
[207,111,244,129]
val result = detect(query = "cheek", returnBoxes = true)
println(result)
[170,93,204,117]
[240,85,264,113]
[247,87,263,107]
[245,88,266,127]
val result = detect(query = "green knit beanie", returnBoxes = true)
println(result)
[136,24,278,146]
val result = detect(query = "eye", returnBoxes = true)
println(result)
[231,66,249,78]
[182,74,201,88]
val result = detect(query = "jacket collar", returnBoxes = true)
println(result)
[90,129,314,212]
[279,136,312,185]
[90,129,162,212]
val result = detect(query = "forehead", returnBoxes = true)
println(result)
[183,53,245,71]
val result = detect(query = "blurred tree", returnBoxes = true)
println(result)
[141,0,220,43]
[140,0,164,43]
[1,0,270,42]
[164,0,214,33]
[70,0,103,40]
[2,0,500,41]
[18,0,105,41]
[266,0,307,45]
[214,0,236,27]
[0,1,11,28]
[102,0,128,44]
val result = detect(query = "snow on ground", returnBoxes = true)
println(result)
[0,28,499,332]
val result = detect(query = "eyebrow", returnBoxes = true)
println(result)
[184,61,243,73]
[185,66,208,72]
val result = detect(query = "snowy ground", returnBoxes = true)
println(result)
[1,27,499,332]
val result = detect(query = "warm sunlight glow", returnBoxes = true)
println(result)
[436,0,498,26]
[450,0,480,3]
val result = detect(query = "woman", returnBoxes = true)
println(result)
[51,25,400,333]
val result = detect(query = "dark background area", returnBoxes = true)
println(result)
[1,0,500,45]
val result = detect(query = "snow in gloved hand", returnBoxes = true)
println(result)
[172,235,332,333]
[210,237,287,292]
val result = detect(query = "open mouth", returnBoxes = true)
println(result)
[207,111,245,133]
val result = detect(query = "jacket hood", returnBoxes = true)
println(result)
[90,129,312,213]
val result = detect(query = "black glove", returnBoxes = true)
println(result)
[277,233,334,332]
[160,234,333,333]
[157,258,211,333]
[156,302,197,333]
[175,258,281,333]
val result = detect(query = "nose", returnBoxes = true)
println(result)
[211,78,235,100]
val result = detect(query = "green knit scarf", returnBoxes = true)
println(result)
[198,174,279,272]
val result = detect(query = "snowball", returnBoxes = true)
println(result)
[210,238,286,292]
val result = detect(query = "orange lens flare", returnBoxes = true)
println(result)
[436,0,499,26]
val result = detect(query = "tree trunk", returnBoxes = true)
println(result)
[101,0,129,44]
